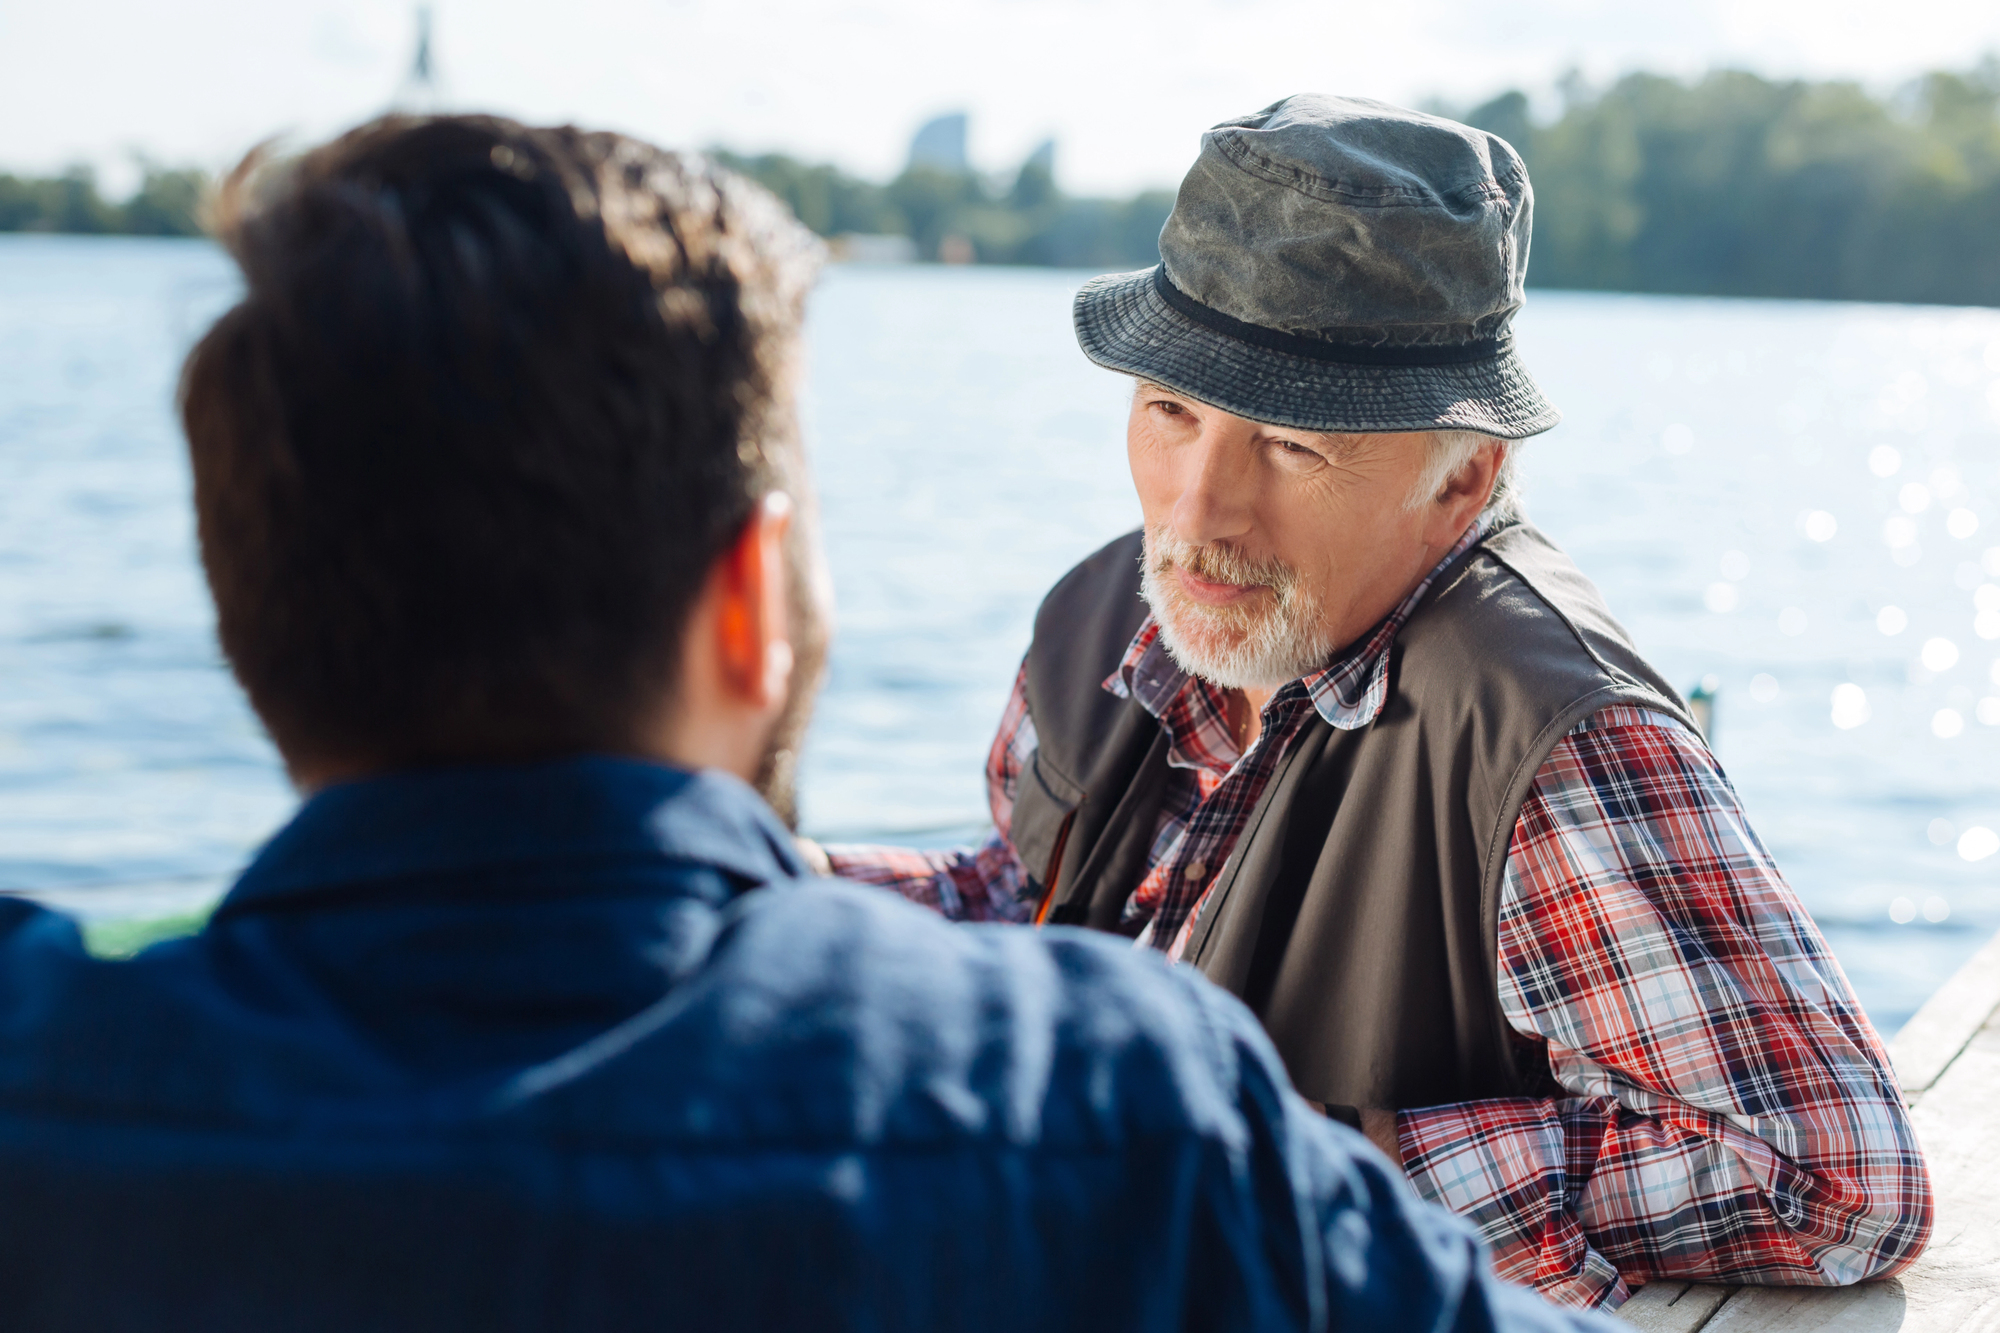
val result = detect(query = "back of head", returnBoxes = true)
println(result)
[181,116,822,775]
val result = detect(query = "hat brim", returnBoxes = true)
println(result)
[1073,267,1560,440]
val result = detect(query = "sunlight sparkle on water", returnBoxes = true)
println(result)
[1830,683,1871,729]
[1958,826,2000,861]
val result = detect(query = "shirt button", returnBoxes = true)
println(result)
[1184,859,1207,881]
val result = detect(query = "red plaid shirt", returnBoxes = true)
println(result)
[829,527,1930,1309]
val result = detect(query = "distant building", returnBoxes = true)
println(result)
[1024,140,1056,175]
[907,114,969,174]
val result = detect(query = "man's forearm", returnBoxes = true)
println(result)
[824,830,1032,922]
[1396,1087,1926,1309]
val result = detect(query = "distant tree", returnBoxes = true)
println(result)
[0,161,205,236]
[708,151,901,238]
[885,165,990,260]
[120,166,205,236]
[49,167,117,234]
[1461,61,2000,305]
[0,175,55,231]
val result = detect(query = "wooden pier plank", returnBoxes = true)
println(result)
[1890,928,2000,1095]
[1617,1281,1733,1331]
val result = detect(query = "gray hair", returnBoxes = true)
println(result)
[1406,430,1521,522]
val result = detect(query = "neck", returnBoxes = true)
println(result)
[1230,684,1274,750]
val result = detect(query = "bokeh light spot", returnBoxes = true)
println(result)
[1831,683,1870,729]
[1922,637,1960,671]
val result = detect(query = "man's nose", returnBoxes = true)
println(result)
[1170,427,1257,548]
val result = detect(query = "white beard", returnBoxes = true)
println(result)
[1138,527,1337,691]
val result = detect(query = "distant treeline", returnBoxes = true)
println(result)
[721,61,2000,305]
[1458,61,2000,305]
[711,149,1175,269]
[6,64,1996,304]
[0,165,205,236]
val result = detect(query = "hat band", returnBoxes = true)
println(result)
[1152,267,1508,368]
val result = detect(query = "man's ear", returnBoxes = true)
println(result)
[711,492,796,711]
[1425,441,1505,543]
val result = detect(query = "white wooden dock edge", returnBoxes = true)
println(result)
[1616,928,2000,1332]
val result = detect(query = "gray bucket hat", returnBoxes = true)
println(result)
[1074,95,1559,439]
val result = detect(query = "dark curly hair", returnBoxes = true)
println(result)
[180,115,822,774]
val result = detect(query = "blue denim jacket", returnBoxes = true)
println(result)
[0,757,1604,1332]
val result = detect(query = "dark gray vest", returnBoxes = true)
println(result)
[1012,521,1693,1111]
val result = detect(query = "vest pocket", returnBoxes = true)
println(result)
[1009,749,1085,922]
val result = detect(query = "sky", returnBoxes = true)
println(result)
[3,0,1999,198]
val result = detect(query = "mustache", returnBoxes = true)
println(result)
[1146,530,1298,593]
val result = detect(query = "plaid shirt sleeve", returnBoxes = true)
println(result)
[824,660,1037,923]
[1397,706,1932,1310]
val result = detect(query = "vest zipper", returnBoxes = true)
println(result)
[1030,809,1078,927]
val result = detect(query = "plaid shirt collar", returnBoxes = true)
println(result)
[1106,515,1496,734]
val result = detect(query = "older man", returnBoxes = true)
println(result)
[826,95,1931,1309]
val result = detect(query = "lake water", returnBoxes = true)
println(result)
[5,233,2000,1033]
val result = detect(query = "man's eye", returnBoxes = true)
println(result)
[1277,440,1317,456]
[1151,400,1185,415]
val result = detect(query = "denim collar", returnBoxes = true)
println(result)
[220,755,805,912]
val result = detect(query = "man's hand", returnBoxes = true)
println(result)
[794,836,833,876]
[1361,1108,1404,1171]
